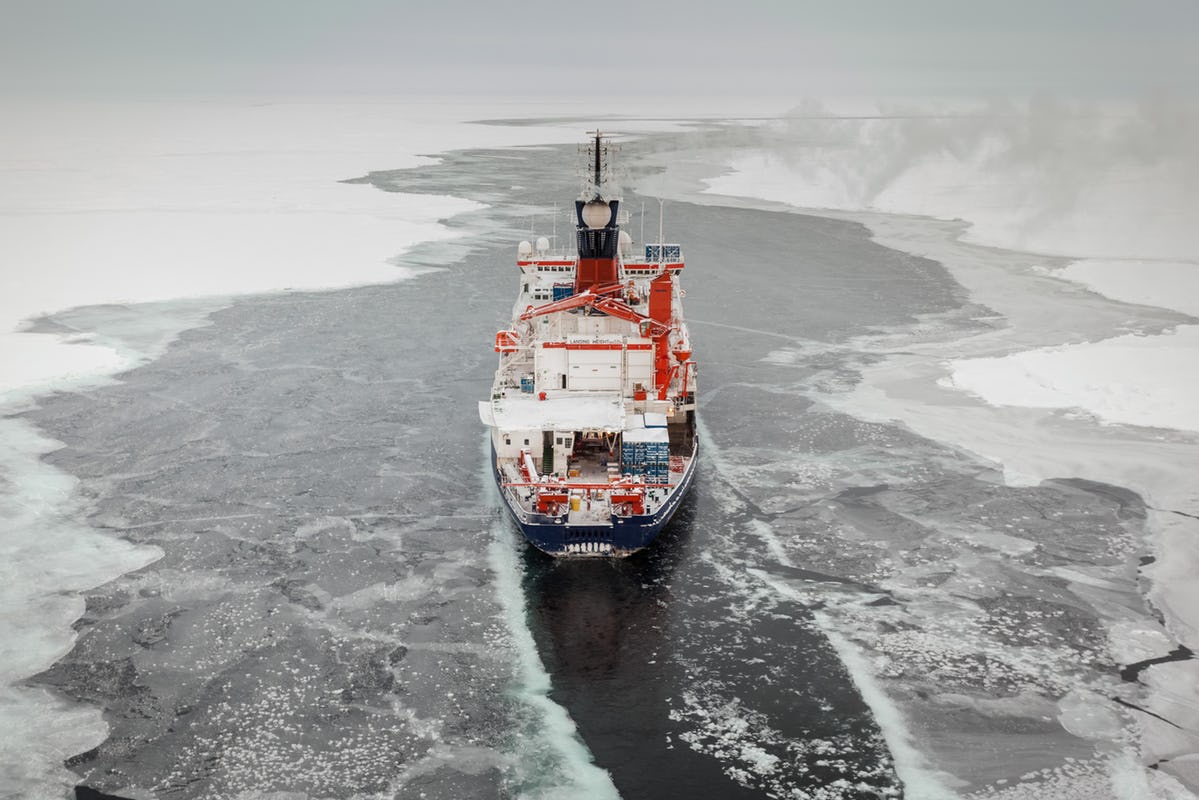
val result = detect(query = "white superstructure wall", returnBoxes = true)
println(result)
[494,428,540,460]
[533,336,654,394]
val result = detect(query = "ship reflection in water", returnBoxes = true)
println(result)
[518,497,771,799]
[523,497,692,678]
[524,541,676,679]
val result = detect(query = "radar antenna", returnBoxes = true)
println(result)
[579,130,618,201]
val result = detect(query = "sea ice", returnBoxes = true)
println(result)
[944,326,1199,433]
[681,101,1199,796]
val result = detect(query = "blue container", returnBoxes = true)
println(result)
[520,376,535,393]
[645,244,681,262]
[552,284,574,301]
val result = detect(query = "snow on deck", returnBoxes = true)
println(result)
[489,394,626,431]
[622,426,669,443]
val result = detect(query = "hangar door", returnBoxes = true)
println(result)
[567,349,621,391]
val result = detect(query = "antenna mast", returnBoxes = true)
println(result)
[593,130,602,193]
[658,199,665,267]
[582,129,619,201]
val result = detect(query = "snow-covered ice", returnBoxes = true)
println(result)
[944,257,1199,433]
[944,326,1199,433]
[1055,260,1199,318]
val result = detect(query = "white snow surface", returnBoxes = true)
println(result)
[1055,260,1199,318]
[490,394,628,432]
[943,257,1199,434]
[0,98,568,401]
[944,325,1199,433]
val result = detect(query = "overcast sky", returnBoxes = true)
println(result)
[2,0,1197,99]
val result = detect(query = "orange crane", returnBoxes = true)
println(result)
[518,283,678,399]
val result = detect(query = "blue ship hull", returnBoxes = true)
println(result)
[492,440,697,557]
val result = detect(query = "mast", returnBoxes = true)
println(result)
[593,130,603,194]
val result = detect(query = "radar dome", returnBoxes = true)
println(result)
[581,200,611,229]
[535,236,550,253]
[618,230,633,253]
[518,240,533,257]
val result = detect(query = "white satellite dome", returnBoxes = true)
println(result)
[518,240,533,257]
[535,236,550,253]
[618,230,633,253]
[581,200,611,229]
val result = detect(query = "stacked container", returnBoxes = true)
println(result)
[552,283,575,301]
[643,413,669,485]
[622,418,669,483]
[621,437,646,476]
[644,244,682,262]
[645,437,669,484]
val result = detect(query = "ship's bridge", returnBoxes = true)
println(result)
[514,241,684,312]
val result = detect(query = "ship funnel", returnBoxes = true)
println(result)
[574,131,621,293]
